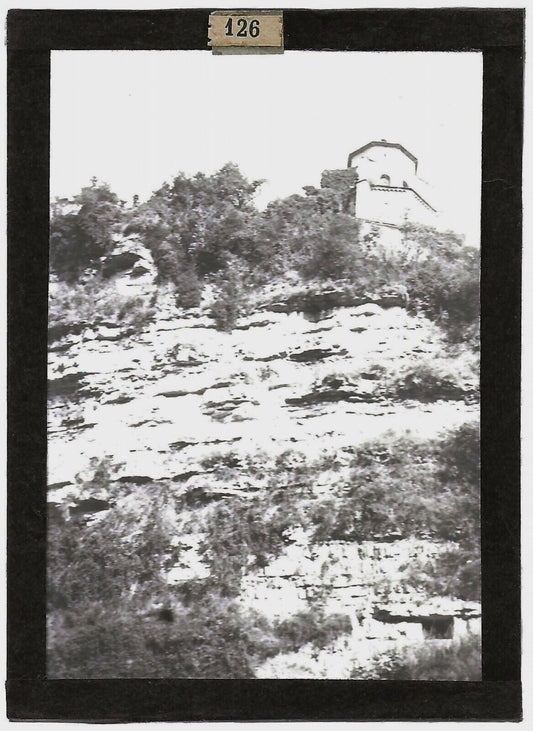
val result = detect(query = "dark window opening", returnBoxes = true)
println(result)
[421,616,454,639]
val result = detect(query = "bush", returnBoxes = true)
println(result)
[47,466,282,678]
[197,424,480,556]
[350,632,481,680]
[48,595,353,678]
[48,496,171,610]
[430,546,481,601]
[274,610,352,653]
[298,214,362,281]
[51,173,478,348]
[400,225,479,342]
[50,181,123,281]
[128,164,264,282]
[48,595,263,678]
[199,493,305,596]
[47,424,481,677]
[48,278,155,341]
[47,460,337,678]
[308,425,480,545]
[210,266,249,331]
[174,264,203,309]
[305,351,478,405]
[151,240,182,283]
[398,538,480,602]
[388,354,478,402]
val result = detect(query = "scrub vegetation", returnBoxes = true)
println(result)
[49,166,478,342]
[47,167,480,678]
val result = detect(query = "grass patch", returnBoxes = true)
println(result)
[273,610,352,653]
[388,353,478,402]
[350,632,481,680]
[49,278,155,342]
[310,424,479,544]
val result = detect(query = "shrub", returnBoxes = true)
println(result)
[199,495,303,595]
[258,365,277,381]
[397,537,480,602]
[301,350,477,406]
[47,425,481,678]
[48,278,155,341]
[47,461,332,678]
[198,425,480,557]
[312,500,362,542]
[431,546,481,601]
[298,214,362,281]
[47,467,281,678]
[174,263,203,309]
[400,226,479,342]
[437,421,480,485]
[116,295,156,329]
[50,181,123,281]
[128,164,264,282]
[307,426,480,545]
[274,610,352,653]
[388,355,478,402]
[48,595,262,678]
[48,498,171,610]
[47,594,353,678]
[350,632,481,680]
[151,241,182,283]
[210,266,249,331]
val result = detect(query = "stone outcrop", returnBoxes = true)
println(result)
[257,286,408,315]
[48,293,477,490]
[48,277,478,490]
[239,537,480,678]
[47,238,479,678]
[101,235,157,296]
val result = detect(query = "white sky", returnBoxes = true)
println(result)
[51,50,482,245]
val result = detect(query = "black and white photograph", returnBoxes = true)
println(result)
[46,49,482,680]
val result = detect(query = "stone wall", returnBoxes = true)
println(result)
[320,168,359,213]
[356,181,437,228]
[320,168,437,230]
[348,144,417,188]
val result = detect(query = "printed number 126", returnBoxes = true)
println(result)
[225,18,260,38]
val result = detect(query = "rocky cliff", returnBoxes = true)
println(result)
[47,236,480,679]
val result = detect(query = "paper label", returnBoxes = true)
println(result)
[208,11,283,52]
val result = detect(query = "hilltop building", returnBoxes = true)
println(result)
[321,140,438,247]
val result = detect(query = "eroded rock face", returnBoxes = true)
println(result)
[239,537,480,621]
[48,297,477,490]
[234,535,480,679]
[47,261,480,678]
[101,235,157,296]
[257,286,408,315]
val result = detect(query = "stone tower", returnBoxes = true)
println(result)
[321,140,438,248]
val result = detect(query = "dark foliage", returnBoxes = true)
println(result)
[50,166,478,342]
[48,594,263,678]
[50,180,123,280]
[210,262,250,331]
[199,487,308,597]
[198,424,480,598]
[47,420,480,677]
[400,224,479,343]
[350,632,481,680]
[274,610,352,652]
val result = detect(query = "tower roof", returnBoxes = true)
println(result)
[347,141,418,172]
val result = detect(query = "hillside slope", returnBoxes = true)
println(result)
[47,237,480,679]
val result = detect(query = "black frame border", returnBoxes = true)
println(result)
[6,8,524,721]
